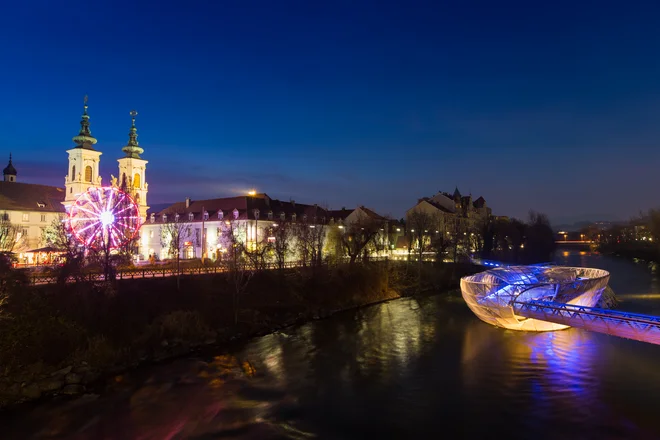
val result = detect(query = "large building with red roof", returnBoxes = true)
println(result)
[138,193,399,261]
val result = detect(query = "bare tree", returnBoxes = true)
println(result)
[339,212,382,264]
[324,224,346,263]
[293,222,311,267]
[160,211,196,289]
[308,223,326,267]
[0,214,21,254]
[220,218,254,324]
[242,219,272,270]
[271,221,295,270]
[406,210,438,264]
[41,216,87,283]
[368,225,390,259]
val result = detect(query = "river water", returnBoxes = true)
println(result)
[3,248,660,439]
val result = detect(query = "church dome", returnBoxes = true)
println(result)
[3,154,16,176]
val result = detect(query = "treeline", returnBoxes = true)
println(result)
[405,209,556,265]
[480,211,556,264]
[590,209,660,263]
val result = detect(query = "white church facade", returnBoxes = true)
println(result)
[0,98,149,262]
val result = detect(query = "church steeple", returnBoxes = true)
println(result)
[122,110,144,159]
[3,153,17,182]
[72,95,98,149]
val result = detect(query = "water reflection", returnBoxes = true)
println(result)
[2,252,660,438]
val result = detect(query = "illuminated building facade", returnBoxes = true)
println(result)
[0,155,65,256]
[140,194,331,261]
[0,98,148,261]
[140,198,398,262]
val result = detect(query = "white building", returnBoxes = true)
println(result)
[0,156,66,258]
[140,193,329,261]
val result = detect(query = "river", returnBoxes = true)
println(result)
[2,248,660,439]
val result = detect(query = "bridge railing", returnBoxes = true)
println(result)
[28,257,392,285]
[513,299,660,325]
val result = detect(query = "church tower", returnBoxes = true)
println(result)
[3,153,17,182]
[116,110,149,221]
[63,96,102,210]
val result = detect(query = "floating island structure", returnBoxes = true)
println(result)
[461,265,610,331]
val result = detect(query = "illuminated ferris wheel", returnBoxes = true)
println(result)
[68,186,141,250]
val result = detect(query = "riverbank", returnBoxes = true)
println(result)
[598,242,660,265]
[0,261,480,409]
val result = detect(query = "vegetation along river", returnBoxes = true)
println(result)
[2,247,660,439]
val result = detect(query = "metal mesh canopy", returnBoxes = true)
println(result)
[461,266,610,331]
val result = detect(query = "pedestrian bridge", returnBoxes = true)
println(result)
[461,265,660,345]
[512,300,660,345]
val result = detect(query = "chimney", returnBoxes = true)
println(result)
[185,197,191,208]
[291,199,295,207]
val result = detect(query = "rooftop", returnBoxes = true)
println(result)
[0,182,66,212]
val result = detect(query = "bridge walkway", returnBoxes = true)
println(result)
[512,300,660,345]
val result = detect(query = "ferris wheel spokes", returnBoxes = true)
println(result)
[68,186,141,251]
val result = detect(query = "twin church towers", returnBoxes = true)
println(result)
[63,97,149,220]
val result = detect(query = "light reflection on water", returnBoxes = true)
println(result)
[2,250,660,438]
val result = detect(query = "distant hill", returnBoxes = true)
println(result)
[553,220,621,232]
[553,221,594,232]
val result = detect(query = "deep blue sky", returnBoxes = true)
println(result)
[1,0,660,224]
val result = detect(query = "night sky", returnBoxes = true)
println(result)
[1,0,660,224]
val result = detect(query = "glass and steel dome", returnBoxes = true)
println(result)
[461,266,610,331]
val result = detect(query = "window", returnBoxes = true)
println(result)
[37,202,45,208]
[163,214,168,222]
[21,228,28,237]
[71,165,76,180]
[203,211,209,221]
[1,213,8,221]
[40,214,46,222]
[84,166,92,182]
[188,212,194,221]
[292,214,297,222]
[233,209,239,219]
[217,210,223,220]
[22,213,29,222]
[267,211,273,220]
[122,173,127,187]
[280,212,285,221]
[150,229,154,238]
[253,209,260,220]
[174,213,180,221]
[150,213,155,223]
[302,214,307,222]
[133,173,141,188]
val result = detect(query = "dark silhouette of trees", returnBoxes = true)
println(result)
[338,212,382,264]
[482,211,555,264]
